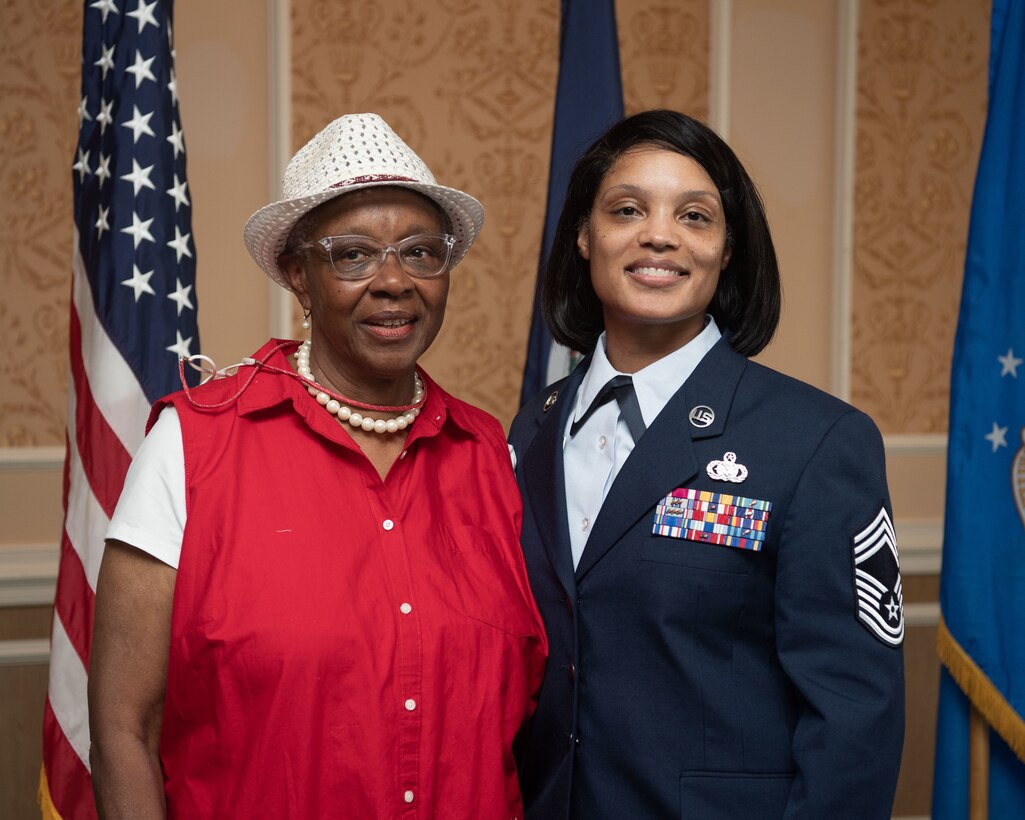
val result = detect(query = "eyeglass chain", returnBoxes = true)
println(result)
[177,340,425,435]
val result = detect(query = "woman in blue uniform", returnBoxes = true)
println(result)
[510,109,904,820]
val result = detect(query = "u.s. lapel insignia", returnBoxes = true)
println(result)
[688,405,714,428]
[706,451,748,483]
[852,506,904,647]
[543,390,558,412]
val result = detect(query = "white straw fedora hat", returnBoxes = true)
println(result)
[244,113,485,288]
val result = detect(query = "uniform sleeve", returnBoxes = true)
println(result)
[105,406,186,569]
[775,409,905,819]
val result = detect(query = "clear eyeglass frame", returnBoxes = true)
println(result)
[299,233,456,280]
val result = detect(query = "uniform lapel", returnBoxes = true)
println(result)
[521,360,589,600]
[574,338,748,581]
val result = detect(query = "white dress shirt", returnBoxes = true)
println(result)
[563,318,721,569]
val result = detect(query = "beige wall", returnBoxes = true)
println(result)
[285,0,709,423]
[0,1,989,816]
[730,0,840,387]
[176,2,272,365]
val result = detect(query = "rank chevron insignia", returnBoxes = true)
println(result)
[852,506,904,647]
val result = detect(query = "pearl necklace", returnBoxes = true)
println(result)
[294,340,423,434]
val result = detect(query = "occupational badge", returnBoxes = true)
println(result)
[706,451,748,483]
[543,390,559,412]
[852,506,904,647]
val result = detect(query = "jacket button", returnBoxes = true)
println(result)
[566,661,575,683]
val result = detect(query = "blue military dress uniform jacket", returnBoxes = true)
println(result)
[509,335,905,820]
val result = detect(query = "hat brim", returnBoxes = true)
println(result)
[243,181,485,289]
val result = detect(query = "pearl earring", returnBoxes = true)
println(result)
[302,310,311,331]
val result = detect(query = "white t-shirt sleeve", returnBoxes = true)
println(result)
[106,406,186,569]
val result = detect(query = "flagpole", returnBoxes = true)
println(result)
[969,705,989,819]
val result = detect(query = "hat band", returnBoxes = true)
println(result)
[329,174,420,189]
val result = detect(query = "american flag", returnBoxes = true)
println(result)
[40,1,199,816]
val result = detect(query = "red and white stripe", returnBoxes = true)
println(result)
[41,232,150,820]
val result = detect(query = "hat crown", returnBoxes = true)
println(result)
[282,113,437,200]
[243,111,483,288]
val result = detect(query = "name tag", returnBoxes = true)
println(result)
[652,488,773,551]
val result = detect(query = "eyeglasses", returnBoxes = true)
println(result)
[300,233,456,280]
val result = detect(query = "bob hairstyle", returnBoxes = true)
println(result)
[541,109,781,357]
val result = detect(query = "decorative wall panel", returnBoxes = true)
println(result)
[0,2,81,445]
[853,0,988,433]
[290,0,708,427]
[0,0,712,442]
[618,0,709,120]
[290,0,559,426]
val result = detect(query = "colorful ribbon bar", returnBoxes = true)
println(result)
[653,487,774,551]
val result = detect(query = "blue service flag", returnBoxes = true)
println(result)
[519,0,623,405]
[933,0,1025,814]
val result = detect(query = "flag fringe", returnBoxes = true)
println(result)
[38,764,65,820]
[937,614,1025,763]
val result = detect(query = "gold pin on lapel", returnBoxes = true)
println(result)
[543,390,559,412]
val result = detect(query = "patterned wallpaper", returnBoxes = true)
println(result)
[619,1,709,118]
[0,1,81,445]
[289,0,709,427]
[0,0,709,446]
[291,0,560,425]
[0,0,988,443]
[852,0,989,433]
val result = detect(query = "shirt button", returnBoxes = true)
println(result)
[383,519,394,531]
[581,517,589,531]
[404,790,414,803]
[400,602,412,615]
[598,434,607,449]
[405,698,416,711]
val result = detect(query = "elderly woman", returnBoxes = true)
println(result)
[89,113,547,818]
[510,110,904,819]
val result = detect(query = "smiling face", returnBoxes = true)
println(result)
[578,145,731,371]
[281,187,450,402]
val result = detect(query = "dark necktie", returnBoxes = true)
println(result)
[569,375,647,442]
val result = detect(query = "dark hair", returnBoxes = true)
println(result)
[542,109,780,357]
